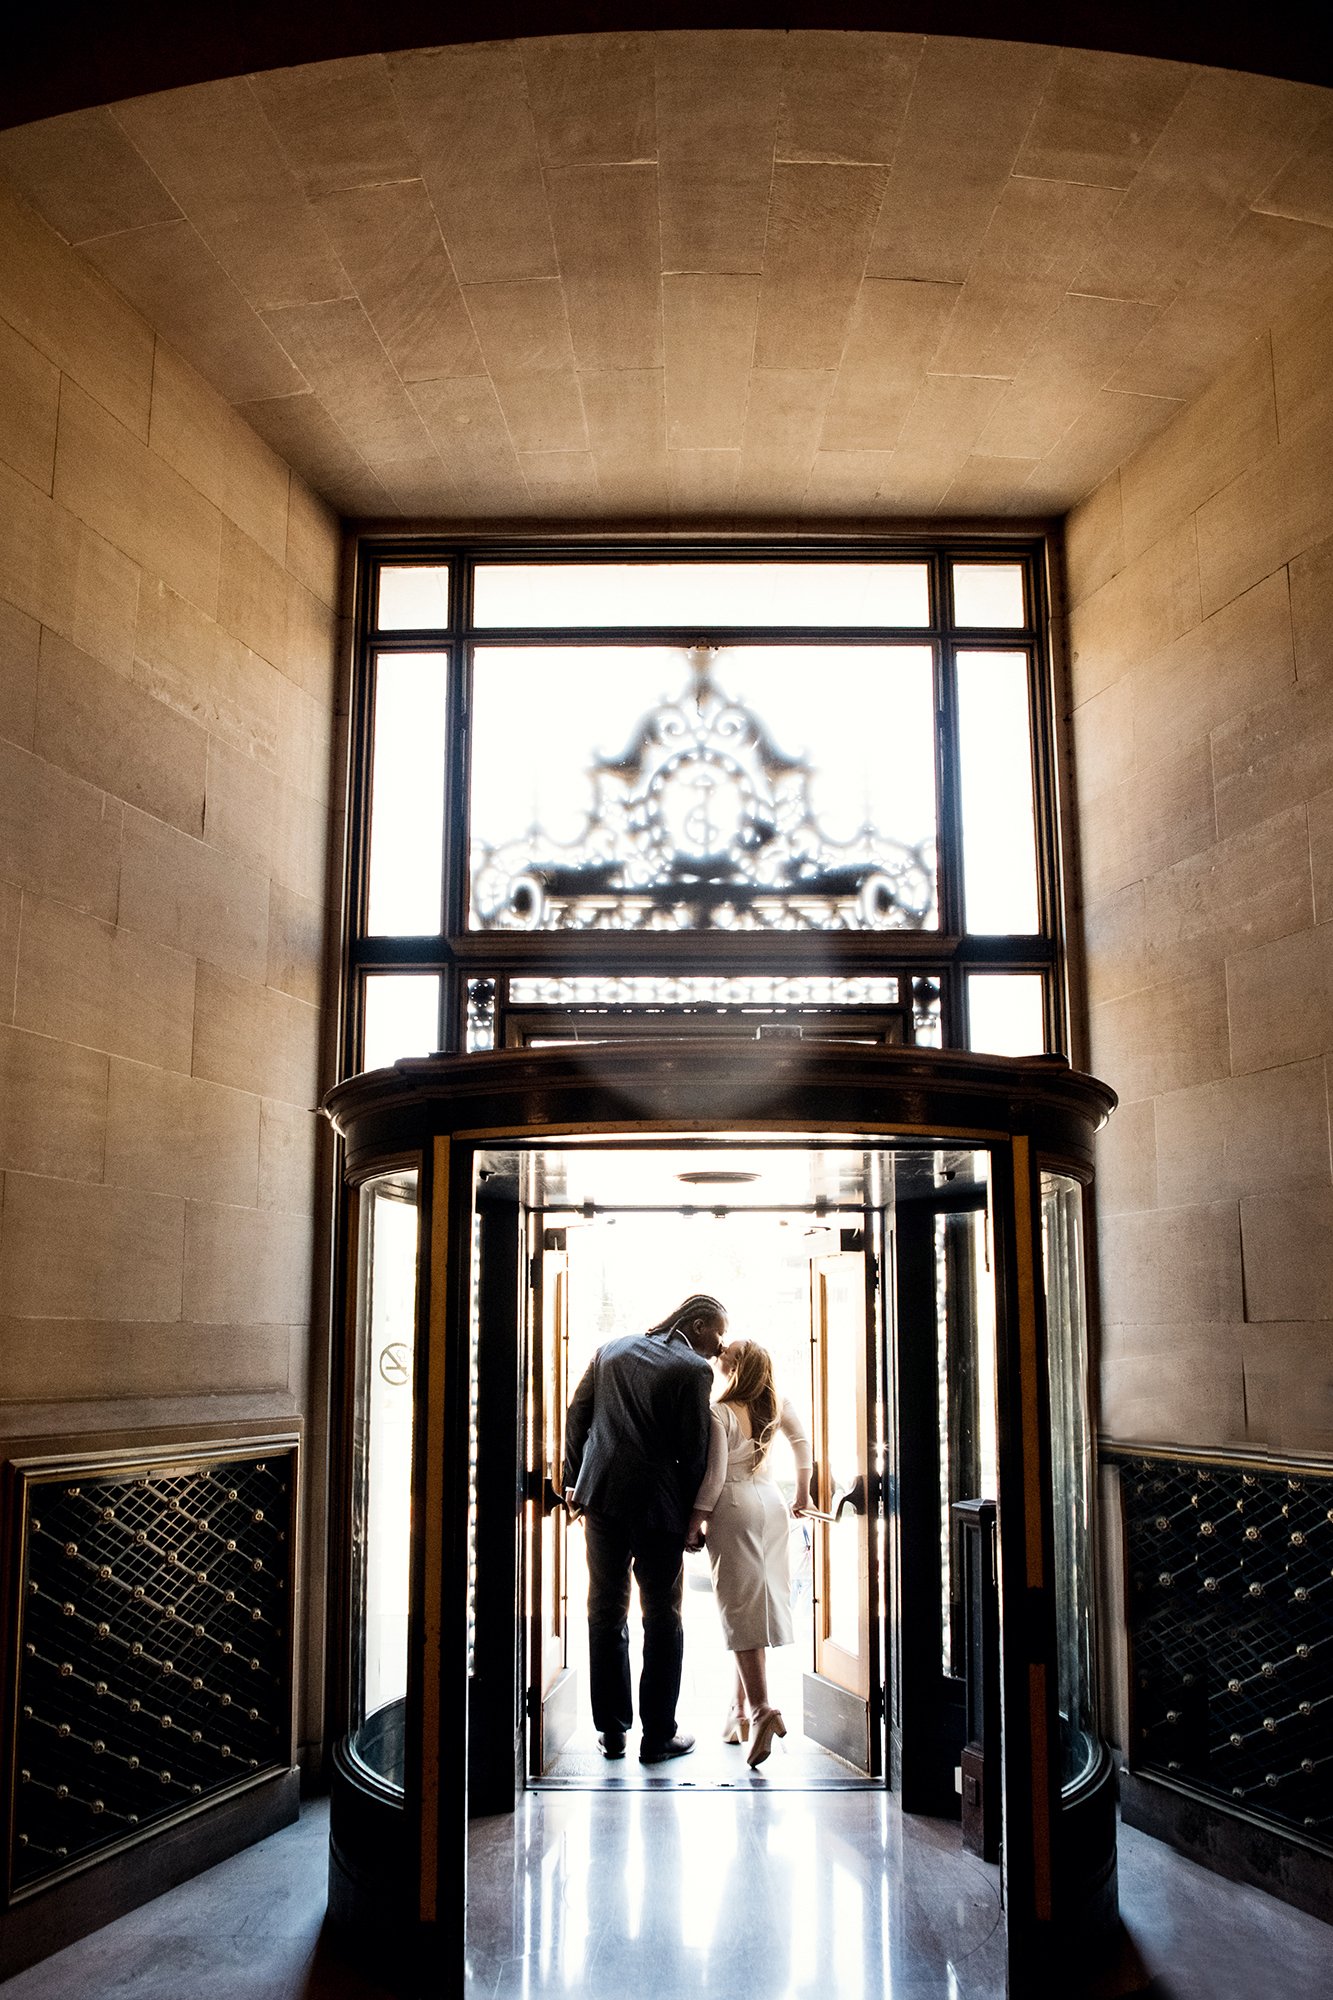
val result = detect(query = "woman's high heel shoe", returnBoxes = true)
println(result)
[722,1704,750,1744]
[745,1707,786,1768]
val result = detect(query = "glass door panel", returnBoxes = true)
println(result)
[1041,1173,1097,1793]
[892,1152,995,1815]
[350,1169,419,1791]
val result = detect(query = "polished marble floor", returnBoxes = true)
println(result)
[3,1791,1332,2000]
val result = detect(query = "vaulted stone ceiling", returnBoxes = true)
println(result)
[2,32,1331,524]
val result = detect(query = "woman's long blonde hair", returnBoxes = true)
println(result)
[717,1339,779,1466]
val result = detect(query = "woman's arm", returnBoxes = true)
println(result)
[779,1397,813,1514]
[686,1408,729,1547]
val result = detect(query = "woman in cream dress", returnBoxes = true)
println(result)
[688,1339,812,1767]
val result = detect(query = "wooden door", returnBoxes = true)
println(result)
[528,1227,577,1770]
[804,1248,880,1773]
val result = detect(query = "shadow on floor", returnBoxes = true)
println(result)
[295,1921,405,2000]
[1082,1924,1181,2000]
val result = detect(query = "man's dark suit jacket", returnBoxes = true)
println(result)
[562,1329,713,1537]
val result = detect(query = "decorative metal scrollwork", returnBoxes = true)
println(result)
[471,650,937,933]
[466,978,497,1052]
[1112,1451,1333,1853]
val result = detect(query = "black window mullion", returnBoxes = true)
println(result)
[940,963,967,1052]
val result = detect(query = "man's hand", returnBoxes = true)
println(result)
[685,1508,709,1552]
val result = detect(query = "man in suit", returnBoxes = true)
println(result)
[562,1292,726,1763]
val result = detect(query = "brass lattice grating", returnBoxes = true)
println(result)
[1111,1451,1333,1850]
[5,1440,298,1901]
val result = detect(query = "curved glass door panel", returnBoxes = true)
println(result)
[350,1169,420,1791]
[1041,1171,1097,1792]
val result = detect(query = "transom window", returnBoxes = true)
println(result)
[347,545,1062,1069]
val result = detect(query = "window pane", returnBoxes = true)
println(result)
[967,974,1045,1055]
[363,974,440,1070]
[956,650,1040,933]
[365,653,448,935]
[952,563,1025,627]
[472,561,930,628]
[468,645,938,932]
[376,565,450,629]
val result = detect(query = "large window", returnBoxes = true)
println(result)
[345,546,1063,1067]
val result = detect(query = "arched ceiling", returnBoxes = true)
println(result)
[2,31,1331,525]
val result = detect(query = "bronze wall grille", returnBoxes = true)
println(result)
[1110,1450,1333,1852]
[5,1441,298,1901]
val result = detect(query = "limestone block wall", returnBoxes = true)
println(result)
[1063,272,1333,1461]
[0,183,345,1754]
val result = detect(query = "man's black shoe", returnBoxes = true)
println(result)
[598,1730,627,1759]
[639,1732,695,1764]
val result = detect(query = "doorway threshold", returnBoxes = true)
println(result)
[534,1737,877,1790]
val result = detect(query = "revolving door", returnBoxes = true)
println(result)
[322,1042,1116,1994]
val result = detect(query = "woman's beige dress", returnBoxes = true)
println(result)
[696,1400,812,1651]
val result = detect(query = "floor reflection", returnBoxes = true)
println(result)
[5,1797,1332,1999]
[468,1789,1003,1998]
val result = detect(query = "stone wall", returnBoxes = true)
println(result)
[1064,273,1333,1461]
[0,183,344,1754]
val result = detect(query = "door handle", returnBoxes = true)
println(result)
[523,1469,567,1513]
[805,1474,867,1524]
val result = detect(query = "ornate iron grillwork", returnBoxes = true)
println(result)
[468,971,938,1050]
[506,975,905,1006]
[6,1441,297,1900]
[470,649,936,934]
[1113,1451,1333,1851]
[911,978,942,1046]
[466,977,497,1051]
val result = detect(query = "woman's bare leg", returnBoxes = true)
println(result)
[734,1646,769,1715]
